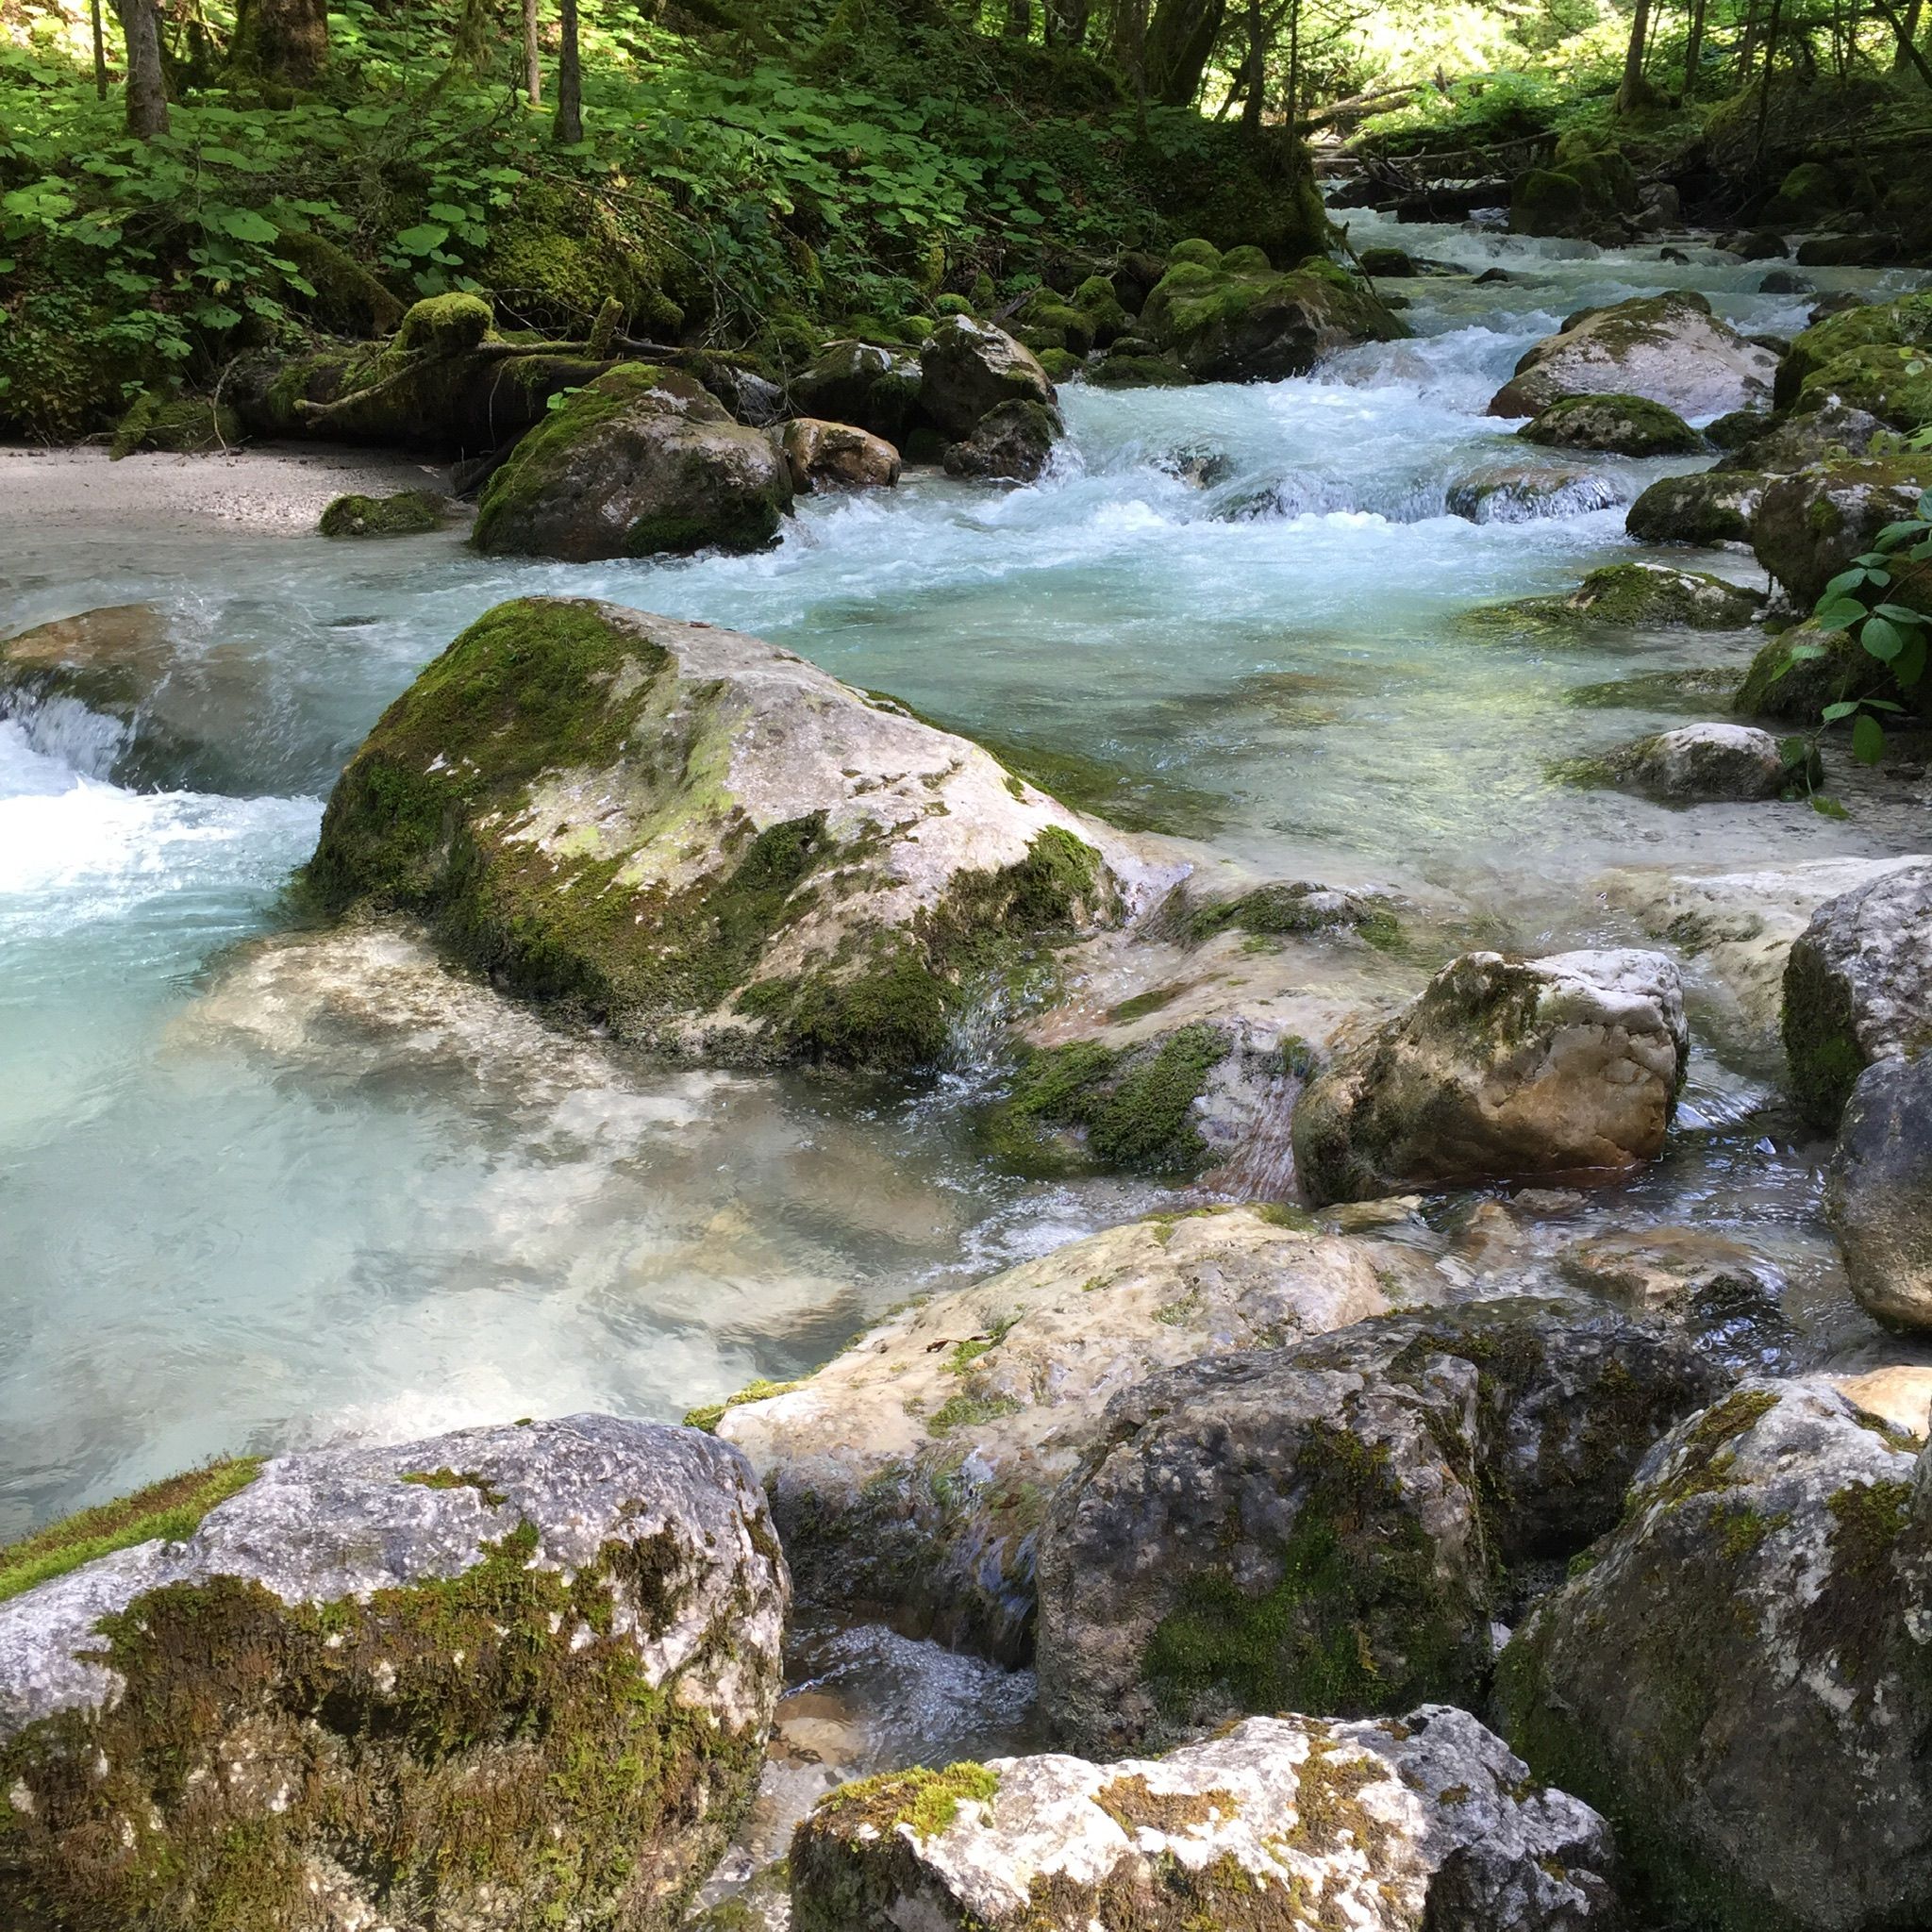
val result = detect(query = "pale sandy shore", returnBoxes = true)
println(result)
[0,442,455,537]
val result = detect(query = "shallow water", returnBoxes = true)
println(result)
[3,209,1927,1540]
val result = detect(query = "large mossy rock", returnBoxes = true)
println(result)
[790,1705,1619,1932]
[1483,562,1759,632]
[714,1206,1438,1660]
[941,397,1060,482]
[0,1416,787,1932]
[1736,555,1931,721]
[1624,468,1767,544]
[472,364,793,561]
[1499,1378,1932,1932]
[1291,949,1688,1206]
[1034,1300,1719,1756]
[1489,291,1777,421]
[790,339,925,444]
[1713,395,1887,475]
[1571,722,1807,804]
[1517,391,1702,456]
[1774,290,1932,431]
[1509,150,1639,242]
[304,598,1154,1073]
[918,315,1059,441]
[1829,1054,1932,1332]
[1137,252,1404,384]
[1749,458,1931,607]
[1783,858,1932,1130]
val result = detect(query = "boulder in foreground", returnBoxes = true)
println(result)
[1829,1053,1932,1331]
[0,1415,787,1932]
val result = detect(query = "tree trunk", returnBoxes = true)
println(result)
[1240,0,1265,128]
[116,0,169,135]
[1007,0,1032,37]
[1283,0,1301,135]
[1615,0,1657,112]
[231,0,329,83]
[1682,0,1707,97]
[92,0,108,96]
[524,0,542,103]
[1043,0,1089,47]
[554,0,582,143]
[1143,0,1224,107]
[1754,0,1784,162]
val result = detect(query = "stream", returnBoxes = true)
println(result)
[4,207,1929,1559]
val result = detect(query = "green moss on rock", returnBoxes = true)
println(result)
[1518,391,1703,457]
[318,489,445,537]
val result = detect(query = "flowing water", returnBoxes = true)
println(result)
[4,209,1929,1543]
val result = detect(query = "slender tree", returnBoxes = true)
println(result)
[1240,0,1267,127]
[1754,0,1785,161]
[1043,0,1090,46]
[1682,0,1707,97]
[1008,0,1033,36]
[524,0,542,104]
[1615,0,1659,111]
[115,0,168,135]
[1142,0,1226,106]
[91,0,108,97]
[554,0,582,142]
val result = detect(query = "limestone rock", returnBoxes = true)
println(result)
[1137,256,1405,384]
[1827,1053,1932,1329]
[1489,292,1778,420]
[775,416,901,492]
[1499,1378,1932,1931]
[1624,468,1766,544]
[0,1416,787,1932]
[789,340,924,445]
[1578,722,1809,804]
[713,1206,1438,1659]
[942,398,1060,482]
[918,317,1058,441]
[305,598,1169,1073]
[472,364,793,561]
[1444,464,1622,523]
[1517,391,1702,456]
[1774,289,1932,432]
[1291,949,1688,1206]
[790,1705,1618,1932]
[1749,458,1932,607]
[1482,563,1759,632]
[1712,395,1887,474]
[1034,1301,1719,1755]
[1783,859,1932,1128]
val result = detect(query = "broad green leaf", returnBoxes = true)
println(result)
[1786,641,1828,661]
[1874,522,1924,549]
[1809,793,1850,819]
[1814,600,1868,633]
[1822,567,1872,598]
[393,223,450,256]
[1896,635,1928,688]
[1862,616,1905,663]
[217,208,279,242]
[1852,713,1886,764]
[1821,700,1861,722]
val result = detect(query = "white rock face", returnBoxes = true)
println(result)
[715,1206,1443,1657]
[1291,949,1689,1205]
[790,1705,1619,1932]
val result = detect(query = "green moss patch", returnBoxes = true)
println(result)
[814,1760,998,1840]
[683,1376,807,1434]
[318,489,445,537]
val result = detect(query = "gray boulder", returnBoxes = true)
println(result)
[1783,859,1932,1127]
[942,398,1060,481]
[1828,1053,1932,1329]
[790,339,924,443]
[1712,396,1887,474]
[1577,722,1811,804]
[1517,391,1702,456]
[1500,1378,1932,1932]
[918,316,1058,441]
[1291,949,1688,1205]
[791,1704,1619,1932]
[0,1415,788,1931]
[775,415,901,491]
[1624,468,1767,544]
[1034,1301,1719,1756]
[1750,458,1932,606]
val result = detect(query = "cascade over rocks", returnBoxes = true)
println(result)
[1624,469,1767,544]
[471,364,794,561]
[714,1205,1442,1660]
[790,1705,1620,1932]
[1488,291,1777,421]
[1829,1053,1932,1330]
[1291,949,1688,1206]
[1034,1300,1720,1756]
[0,1416,787,1932]
[1749,458,1932,607]
[1499,1378,1932,1932]
[303,598,1166,1074]
[1445,464,1622,523]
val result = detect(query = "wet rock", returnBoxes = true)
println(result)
[1445,463,1622,523]
[713,1205,1436,1659]
[1574,722,1811,804]
[1358,244,1418,276]
[1774,289,1932,430]
[1034,1300,1719,1754]
[1291,949,1688,1206]
[942,397,1060,482]
[775,416,901,493]
[1138,254,1405,384]
[1749,458,1932,606]
[698,358,787,427]
[1489,291,1778,421]
[317,487,445,536]
[1499,1378,1932,1932]
[1783,858,1932,1127]
[472,364,793,561]
[1827,1366,1932,1441]
[1733,601,1928,724]
[1759,267,1814,294]
[1509,158,1635,242]
[1711,395,1887,473]
[0,1416,787,1932]
[1089,350,1195,389]
[1624,468,1766,544]
[790,339,925,444]
[1703,407,1772,448]
[1485,562,1759,631]
[304,598,1168,1073]
[1517,391,1702,456]
[790,1704,1619,1932]
[918,316,1058,441]
[1828,1053,1932,1330]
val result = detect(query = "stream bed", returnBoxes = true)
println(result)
[4,208,1928,1552]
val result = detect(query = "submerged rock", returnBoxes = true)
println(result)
[1499,1378,1932,1932]
[1784,859,1932,1129]
[0,1416,787,1932]
[1489,291,1778,421]
[1517,391,1702,456]
[791,1705,1619,1932]
[1829,1053,1932,1330]
[1571,722,1811,804]
[1624,468,1767,543]
[1291,949,1688,1205]
[1749,458,1932,606]
[1444,463,1622,523]
[471,364,793,560]
[304,598,1165,1073]
[1035,1299,1718,1754]
[775,416,901,492]
[713,1206,1435,1659]
[1484,562,1759,631]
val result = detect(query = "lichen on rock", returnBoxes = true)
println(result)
[1517,391,1702,457]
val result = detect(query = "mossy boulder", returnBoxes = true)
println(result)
[478,179,683,338]
[1138,254,1404,384]
[272,225,406,337]
[1565,722,1812,804]
[1013,288,1096,358]
[1733,615,1893,720]
[715,1207,1427,1661]
[472,364,792,561]
[941,397,1060,482]
[108,392,242,459]
[303,599,1153,1073]
[317,488,446,537]
[1775,291,1932,426]
[1518,391,1702,457]
[789,339,925,445]
[791,1705,1618,1932]
[1167,238,1223,269]
[1291,949,1687,1206]
[1624,469,1767,544]
[1712,395,1887,475]
[1035,1300,1718,1755]
[1499,1378,1932,1932]
[0,1416,787,1932]
[1764,159,1842,225]
[1070,273,1131,346]
[1749,458,1932,606]
[1783,859,1932,1131]
[1484,563,1759,632]
[1509,151,1636,242]
[1491,291,1777,421]
[1089,352,1195,389]
[918,315,1058,441]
